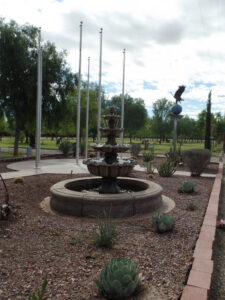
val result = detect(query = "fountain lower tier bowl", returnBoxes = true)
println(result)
[50,177,163,218]
[83,159,136,177]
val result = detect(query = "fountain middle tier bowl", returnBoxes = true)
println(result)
[83,158,136,177]
[50,177,163,218]
[91,143,130,153]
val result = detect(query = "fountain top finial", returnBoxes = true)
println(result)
[109,106,115,115]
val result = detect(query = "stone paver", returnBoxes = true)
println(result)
[192,258,214,274]
[181,286,208,300]
[187,269,212,290]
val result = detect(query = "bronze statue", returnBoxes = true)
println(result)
[173,85,186,103]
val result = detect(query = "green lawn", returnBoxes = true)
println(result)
[1,136,223,158]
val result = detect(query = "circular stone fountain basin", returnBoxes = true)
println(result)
[50,177,163,218]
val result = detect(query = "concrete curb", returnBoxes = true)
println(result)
[181,162,224,300]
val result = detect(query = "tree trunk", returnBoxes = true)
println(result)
[29,134,35,147]
[129,135,132,144]
[13,127,20,156]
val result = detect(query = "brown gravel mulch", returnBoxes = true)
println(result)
[0,169,215,300]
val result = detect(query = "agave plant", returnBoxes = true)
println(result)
[178,181,196,193]
[152,213,175,233]
[95,258,140,299]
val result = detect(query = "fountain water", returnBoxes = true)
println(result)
[50,107,164,217]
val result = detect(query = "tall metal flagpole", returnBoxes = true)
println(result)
[76,21,83,165]
[121,48,126,145]
[85,57,90,159]
[35,28,42,169]
[97,28,103,159]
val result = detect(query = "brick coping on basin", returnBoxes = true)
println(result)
[181,162,224,300]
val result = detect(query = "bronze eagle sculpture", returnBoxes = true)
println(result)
[173,85,186,103]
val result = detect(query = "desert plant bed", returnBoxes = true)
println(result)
[0,171,214,299]
[138,157,219,175]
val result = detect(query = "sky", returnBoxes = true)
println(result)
[1,0,225,118]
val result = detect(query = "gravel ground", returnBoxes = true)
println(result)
[0,169,215,300]
[210,174,225,300]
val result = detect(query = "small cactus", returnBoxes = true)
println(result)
[178,181,196,193]
[187,202,195,211]
[152,213,175,233]
[95,258,140,299]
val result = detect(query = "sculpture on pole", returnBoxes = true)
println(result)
[170,85,186,151]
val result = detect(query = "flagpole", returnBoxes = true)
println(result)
[85,57,90,159]
[35,28,42,169]
[97,28,103,159]
[121,48,126,145]
[76,21,83,165]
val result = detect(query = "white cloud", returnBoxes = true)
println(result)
[1,0,225,118]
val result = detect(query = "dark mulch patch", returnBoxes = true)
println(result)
[0,170,214,299]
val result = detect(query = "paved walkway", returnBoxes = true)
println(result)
[0,158,217,179]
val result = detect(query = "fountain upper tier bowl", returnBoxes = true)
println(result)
[91,143,130,153]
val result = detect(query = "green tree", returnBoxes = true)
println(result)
[205,90,211,150]
[0,19,75,154]
[108,94,148,142]
[151,98,173,141]
[213,112,225,151]
[177,116,196,139]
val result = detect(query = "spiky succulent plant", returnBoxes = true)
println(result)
[178,181,196,193]
[152,213,175,233]
[95,258,140,299]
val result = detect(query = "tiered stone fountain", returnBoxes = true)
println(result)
[50,107,164,218]
[84,107,136,194]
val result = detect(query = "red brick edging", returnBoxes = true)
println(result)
[181,162,224,300]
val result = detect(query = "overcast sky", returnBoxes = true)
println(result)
[1,0,225,118]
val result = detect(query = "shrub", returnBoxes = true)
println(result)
[182,149,211,176]
[158,159,176,177]
[93,214,119,249]
[143,150,154,163]
[95,258,140,299]
[131,143,141,157]
[28,275,48,300]
[187,202,195,211]
[178,181,196,193]
[152,213,175,233]
[59,140,72,156]
[165,147,182,167]
[14,177,24,184]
